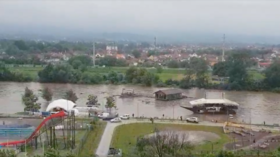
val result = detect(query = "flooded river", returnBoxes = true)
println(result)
[0,82,279,125]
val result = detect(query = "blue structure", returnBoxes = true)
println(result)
[0,125,34,138]
[0,124,32,129]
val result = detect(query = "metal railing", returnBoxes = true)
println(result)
[74,125,93,155]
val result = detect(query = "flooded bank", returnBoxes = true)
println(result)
[0,82,279,124]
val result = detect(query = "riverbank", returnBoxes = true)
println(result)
[8,66,185,82]
[8,65,278,93]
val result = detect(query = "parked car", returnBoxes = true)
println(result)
[120,114,130,120]
[98,112,110,118]
[110,117,122,123]
[108,148,122,157]
[186,117,198,123]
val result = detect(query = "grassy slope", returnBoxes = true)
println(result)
[111,123,230,156]
[78,121,106,157]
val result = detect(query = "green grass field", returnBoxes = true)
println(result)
[111,123,230,156]
[248,70,265,80]
[78,121,106,157]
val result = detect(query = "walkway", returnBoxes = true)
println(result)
[95,119,223,157]
[95,119,280,157]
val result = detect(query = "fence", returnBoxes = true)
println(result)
[125,150,280,157]
[191,150,279,157]
[74,125,93,155]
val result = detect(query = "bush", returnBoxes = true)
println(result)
[156,80,166,87]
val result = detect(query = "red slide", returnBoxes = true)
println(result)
[0,111,66,146]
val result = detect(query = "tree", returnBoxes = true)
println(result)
[264,60,280,88]
[68,55,92,68]
[0,61,13,81]
[86,95,99,106]
[132,50,141,58]
[133,129,193,157]
[212,62,228,77]
[22,87,41,112]
[105,96,116,113]
[125,67,159,86]
[226,52,250,90]
[14,40,28,51]
[156,66,163,73]
[107,71,119,84]
[42,87,53,102]
[64,89,78,103]
[125,67,138,83]
[147,50,156,57]
[167,60,179,68]
[38,63,77,83]
[181,58,209,88]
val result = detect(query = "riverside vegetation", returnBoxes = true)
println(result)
[1,52,280,92]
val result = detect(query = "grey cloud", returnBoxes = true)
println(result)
[0,0,279,37]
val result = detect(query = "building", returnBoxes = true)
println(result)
[106,46,118,51]
[258,61,272,69]
[154,89,183,101]
[116,54,126,59]
[181,98,239,114]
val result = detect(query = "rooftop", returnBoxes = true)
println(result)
[190,98,239,106]
[154,89,183,95]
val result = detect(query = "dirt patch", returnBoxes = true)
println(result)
[146,130,220,145]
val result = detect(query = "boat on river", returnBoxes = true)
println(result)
[181,98,239,114]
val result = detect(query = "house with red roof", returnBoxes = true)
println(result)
[258,61,271,68]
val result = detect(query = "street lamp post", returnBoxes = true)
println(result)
[249,108,252,147]
[137,102,139,117]
[43,139,44,155]
[25,139,27,157]
[173,104,175,120]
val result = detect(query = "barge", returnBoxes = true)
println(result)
[181,98,239,114]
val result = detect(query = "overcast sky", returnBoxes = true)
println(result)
[0,0,279,37]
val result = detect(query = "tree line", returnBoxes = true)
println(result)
[3,51,280,92]
[22,87,117,113]
[212,52,280,91]
[22,87,79,112]
[0,61,33,82]
[38,55,160,86]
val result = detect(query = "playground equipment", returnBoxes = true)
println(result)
[0,111,76,150]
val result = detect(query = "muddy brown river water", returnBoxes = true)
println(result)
[0,82,279,125]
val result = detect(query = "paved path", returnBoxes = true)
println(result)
[95,119,280,157]
[95,119,223,157]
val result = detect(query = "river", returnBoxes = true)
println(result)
[0,82,279,125]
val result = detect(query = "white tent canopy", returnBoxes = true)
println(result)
[70,108,79,116]
[46,99,77,112]
[189,98,239,106]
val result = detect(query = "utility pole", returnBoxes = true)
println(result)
[154,36,157,53]
[137,102,139,117]
[154,37,157,48]
[173,104,174,119]
[222,34,225,62]
[92,42,96,67]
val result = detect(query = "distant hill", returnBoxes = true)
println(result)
[0,24,280,44]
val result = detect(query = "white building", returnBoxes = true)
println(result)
[106,46,118,51]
